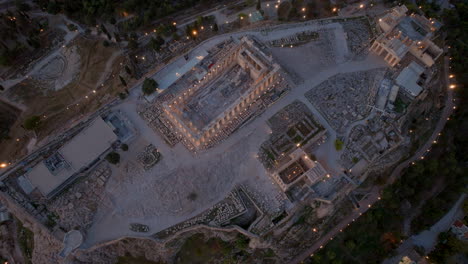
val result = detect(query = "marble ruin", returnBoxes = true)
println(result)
[162,36,287,150]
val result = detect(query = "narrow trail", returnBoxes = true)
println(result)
[94,50,123,88]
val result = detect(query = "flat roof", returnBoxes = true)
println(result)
[395,61,425,97]
[26,117,117,196]
[397,17,428,41]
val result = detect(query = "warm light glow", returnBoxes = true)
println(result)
[333,7,337,12]
[173,22,177,26]
[449,84,456,89]
[302,7,306,12]
[0,163,7,168]
[360,4,364,8]
[192,30,197,36]
[449,74,454,78]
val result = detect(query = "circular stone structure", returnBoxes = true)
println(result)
[35,55,67,81]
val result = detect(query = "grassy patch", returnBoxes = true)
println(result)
[286,127,296,138]
[334,139,344,151]
[293,135,303,144]
[17,220,34,264]
[175,234,231,264]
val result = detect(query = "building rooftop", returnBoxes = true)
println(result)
[453,220,464,228]
[249,11,264,23]
[395,61,425,97]
[26,117,117,197]
[397,16,428,41]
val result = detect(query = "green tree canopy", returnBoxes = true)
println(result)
[105,152,120,164]
[23,116,41,130]
[142,78,158,95]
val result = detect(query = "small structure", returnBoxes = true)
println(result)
[272,148,327,193]
[451,220,468,241]
[249,11,264,23]
[395,61,425,98]
[387,85,400,105]
[162,36,284,150]
[130,223,150,232]
[24,117,118,198]
[0,202,10,223]
[370,5,443,67]
[137,144,161,170]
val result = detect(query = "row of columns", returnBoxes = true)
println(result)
[370,41,401,67]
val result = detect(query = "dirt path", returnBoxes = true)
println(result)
[95,50,123,88]
[396,193,467,255]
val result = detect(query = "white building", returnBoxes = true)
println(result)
[370,5,443,68]
[23,117,118,198]
[395,61,425,98]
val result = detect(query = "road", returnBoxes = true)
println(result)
[289,53,455,264]
[396,193,466,256]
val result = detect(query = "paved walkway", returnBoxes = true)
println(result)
[397,193,466,254]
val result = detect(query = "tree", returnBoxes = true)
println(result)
[127,39,138,50]
[463,199,468,215]
[121,144,129,151]
[212,23,218,32]
[16,0,31,12]
[23,116,41,130]
[118,92,127,100]
[109,17,116,24]
[114,33,121,42]
[334,139,344,151]
[256,0,261,10]
[326,250,336,260]
[103,40,109,47]
[106,152,120,164]
[150,36,164,51]
[47,1,60,14]
[119,75,127,87]
[142,78,158,95]
[235,235,250,250]
[0,53,10,66]
[172,32,180,41]
[124,65,132,76]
